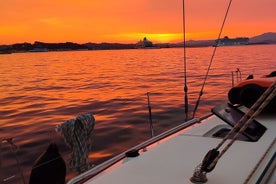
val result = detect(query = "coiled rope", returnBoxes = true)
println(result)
[58,114,95,172]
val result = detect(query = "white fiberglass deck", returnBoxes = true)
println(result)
[83,114,275,184]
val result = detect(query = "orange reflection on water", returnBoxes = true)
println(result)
[89,151,113,160]
[1,46,276,184]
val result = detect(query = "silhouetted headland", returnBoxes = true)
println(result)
[0,32,275,54]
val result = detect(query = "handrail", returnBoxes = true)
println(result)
[67,113,212,184]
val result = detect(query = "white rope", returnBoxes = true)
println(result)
[59,114,95,172]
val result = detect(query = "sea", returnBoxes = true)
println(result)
[0,44,275,183]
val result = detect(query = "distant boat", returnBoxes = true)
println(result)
[214,36,249,46]
[135,37,159,49]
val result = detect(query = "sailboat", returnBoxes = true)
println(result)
[66,1,276,184]
[65,82,275,184]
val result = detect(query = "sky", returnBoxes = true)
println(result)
[1,0,276,44]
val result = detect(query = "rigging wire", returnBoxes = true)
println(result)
[207,81,276,172]
[182,0,189,121]
[147,92,154,138]
[192,0,233,118]
[190,82,276,183]
[2,138,26,184]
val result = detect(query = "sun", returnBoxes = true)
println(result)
[107,32,185,43]
[146,33,183,43]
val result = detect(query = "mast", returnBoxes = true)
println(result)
[182,0,189,121]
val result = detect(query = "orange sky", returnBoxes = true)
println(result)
[1,0,275,44]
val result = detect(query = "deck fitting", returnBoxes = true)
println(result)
[190,165,208,183]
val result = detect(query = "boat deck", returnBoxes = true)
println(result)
[78,113,275,184]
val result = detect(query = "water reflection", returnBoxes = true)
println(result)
[0,45,275,183]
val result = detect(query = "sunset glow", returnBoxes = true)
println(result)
[1,0,275,44]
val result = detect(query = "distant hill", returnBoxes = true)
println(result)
[84,42,136,50]
[1,32,275,53]
[171,32,276,47]
[250,32,276,44]
[170,40,214,48]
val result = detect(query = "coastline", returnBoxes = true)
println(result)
[0,42,275,54]
[0,32,276,54]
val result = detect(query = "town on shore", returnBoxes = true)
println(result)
[0,32,275,54]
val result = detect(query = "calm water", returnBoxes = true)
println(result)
[0,45,275,183]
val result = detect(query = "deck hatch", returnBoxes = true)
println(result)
[211,103,267,142]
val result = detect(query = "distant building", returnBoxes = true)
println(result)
[136,37,154,48]
[214,36,249,46]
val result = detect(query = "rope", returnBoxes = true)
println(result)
[192,0,233,118]
[31,156,63,170]
[215,81,275,151]
[207,81,276,171]
[59,114,95,172]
